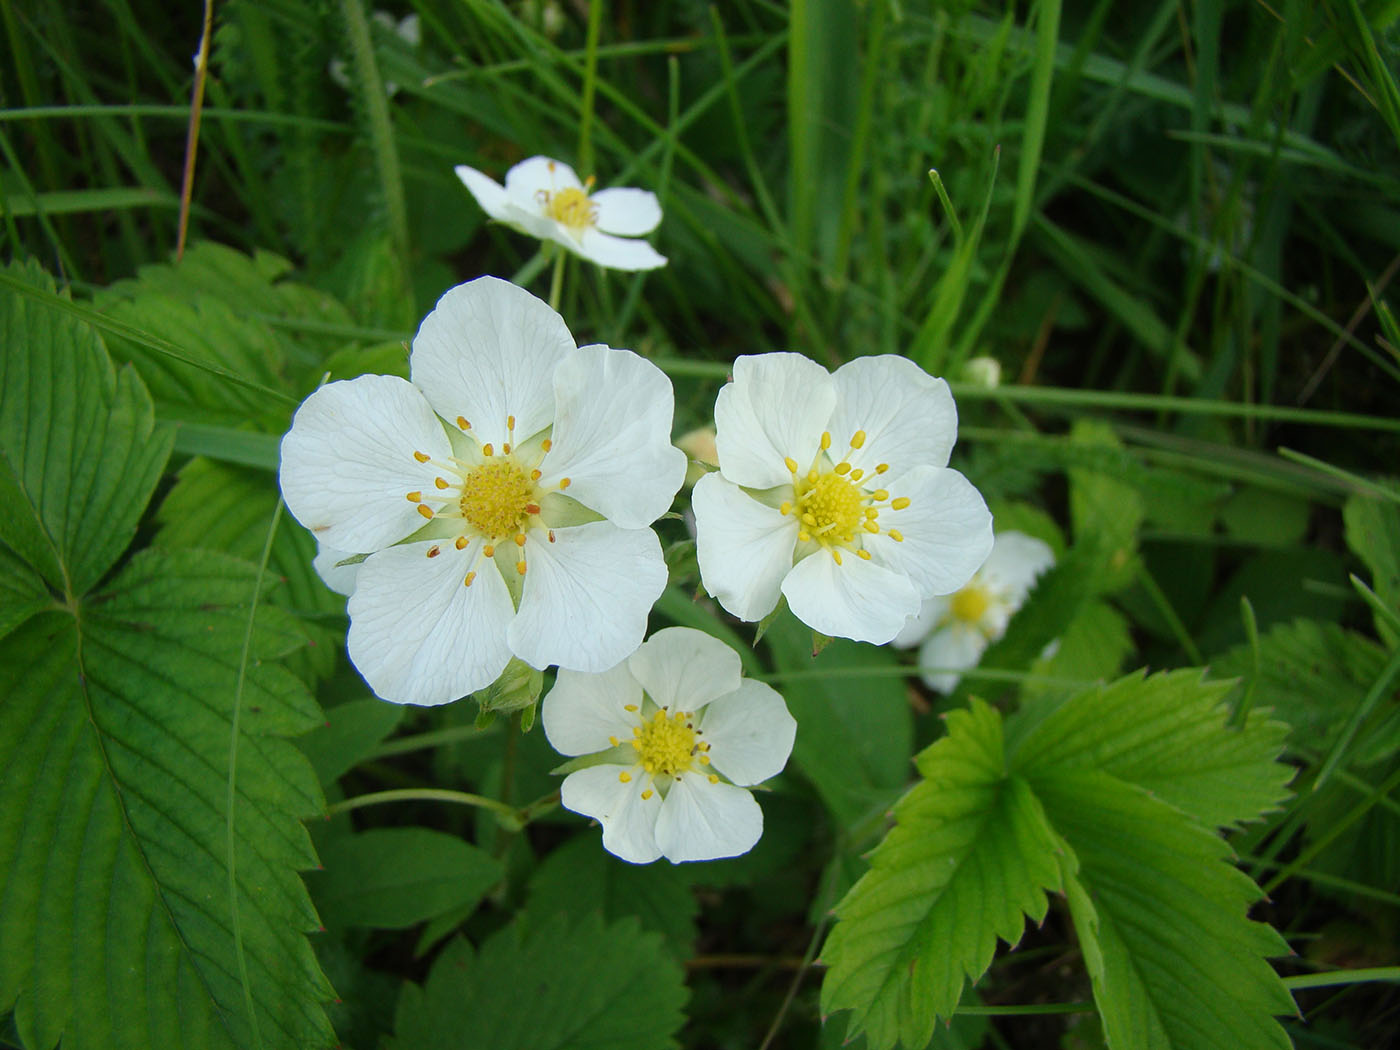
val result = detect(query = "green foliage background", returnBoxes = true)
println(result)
[2,0,1400,1048]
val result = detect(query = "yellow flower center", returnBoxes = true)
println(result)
[950,583,991,624]
[777,429,910,565]
[460,460,534,538]
[543,186,597,232]
[632,709,698,777]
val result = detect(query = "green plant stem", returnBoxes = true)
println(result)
[326,788,518,822]
[1282,967,1400,991]
[548,248,566,311]
[577,0,603,173]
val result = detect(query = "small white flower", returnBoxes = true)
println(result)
[893,530,1055,693]
[280,276,687,706]
[543,627,797,864]
[692,353,994,644]
[455,155,667,271]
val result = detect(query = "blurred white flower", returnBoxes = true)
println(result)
[962,354,1002,389]
[543,627,796,864]
[692,353,993,644]
[893,530,1055,692]
[280,276,686,705]
[455,155,667,271]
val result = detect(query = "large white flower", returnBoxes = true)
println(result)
[455,155,667,271]
[892,530,1055,693]
[543,627,796,864]
[692,353,994,644]
[280,276,687,706]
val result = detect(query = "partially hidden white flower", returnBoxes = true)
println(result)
[692,353,994,644]
[543,627,797,864]
[455,155,667,271]
[280,276,687,706]
[892,530,1055,693]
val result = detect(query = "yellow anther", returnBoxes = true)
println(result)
[434,477,449,489]
[807,469,819,483]
[708,774,719,784]
[482,443,494,458]
[548,529,556,543]
[802,512,817,526]
[483,544,495,557]
[542,438,553,452]
[864,521,879,533]
[641,789,654,800]
[780,501,793,516]
[857,549,872,560]
[464,571,476,587]
[865,507,879,518]
[427,545,440,558]
[624,703,639,712]
[850,469,864,482]
[831,549,843,565]
[889,529,904,542]
[507,414,516,431]
[700,754,710,765]
[851,429,867,449]
[633,726,642,736]
[891,497,910,510]
[559,477,571,490]
[872,489,889,501]
[457,416,471,430]
[834,461,851,475]
[406,491,422,502]
[413,450,431,463]
[875,463,889,474]
[417,505,434,519]
[619,771,632,783]
[514,533,526,547]
[516,560,527,575]
[609,736,619,747]
[455,536,468,550]
[798,530,811,543]
[503,443,512,455]
[530,469,542,481]
[784,457,800,474]
[820,431,832,450]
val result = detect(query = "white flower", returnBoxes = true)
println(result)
[691,353,994,644]
[279,276,687,706]
[542,627,797,864]
[455,155,667,271]
[892,530,1055,693]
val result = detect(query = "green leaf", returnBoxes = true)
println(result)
[766,614,914,829]
[1041,772,1295,1050]
[1024,600,1132,701]
[1012,670,1292,831]
[820,700,1066,1050]
[1067,420,1145,595]
[387,913,688,1050]
[306,827,501,930]
[297,698,404,787]
[0,260,173,597]
[0,545,52,643]
[526,833,698,959]
[0,549,334,1050]
[1344,483,1400,647]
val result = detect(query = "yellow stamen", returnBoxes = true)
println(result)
[426,545,440,558]
[434,477,449,489]
[708,774,719,784]
[503,442,512,455]
[514,533,526,547]
[516,560,527,575]
[455,536,468,550]
[834,461,851,475]
[641,789,654,800]
[784,457,799,474]
[413,450,430,463]
[849,468,864,482]
[541,438,553,452]
[820,431,832,450]
[507,414,516,431]
[464,571,476,587]
[875,463,889,474]
[609,736,619,747]
[780,501,793,516]
[891,497,910,510]
[559,477,571,490]
[457,416,471,430]
[857,549,872,560]
[406,491,422,502]
[530,469,542,481]
[417,505,433,519]
[851,429,867,449]
[624,704,639,712]
[482,443,494,458]
[483,544,495,557]
[619,771,632,783]
[832,549,843,565]
[889,529,904,542]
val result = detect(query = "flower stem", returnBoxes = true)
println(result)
[326,788,518,824]
[548,247,566,311]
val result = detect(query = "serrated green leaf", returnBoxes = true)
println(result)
[1344,484,1400,647]
[306,827,501,931]
[820,700,1066,1050]
[387,913,688,1050]
[0,545,51,643]
[1041,771,1295,1050]
[0,549,334,1050]
[1211,620,1400,766]
[1013,670,1292,831]
[0,260,173,597]
[526,833,698,959]
[766,614,914,828]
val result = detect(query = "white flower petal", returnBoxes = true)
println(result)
[891,594,950,649]
[279,374,451,553]
[454,164,513,223]
[781,548,920,644]
[410,277,575,448]
[692,473,798,623]
[573,228,668,271]
[541,662,644,757]
[866,466,994,597]
[504,154,584,204]
[626,626,743,715]
[346,539,514,705]
[828,355,958,480]
[312,543,360,598]
[980,531,1056,604]
[592,187,662,235]
[714,353,835,490]
[654,774,762,863]
[507,521,666,673]
[561,764,661,864]
[696,680,795,786]
[918,622,987,694]
[538,346,686,528]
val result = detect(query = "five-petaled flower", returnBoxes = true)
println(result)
[543,627,796,864]
[691,353,994,644]
[279,276,687,705]
[455,155,667,271]
[893,530,1055,693]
